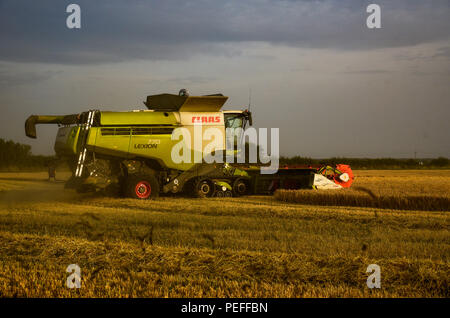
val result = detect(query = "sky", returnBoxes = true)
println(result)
[1,0,449,158]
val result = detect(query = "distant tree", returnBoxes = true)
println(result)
[0,138,54,170]
[430,157,449,167]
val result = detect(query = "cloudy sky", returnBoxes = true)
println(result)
[1,0,449,158]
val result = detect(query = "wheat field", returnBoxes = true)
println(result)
[0,170,448,297]
[276,170,450,211]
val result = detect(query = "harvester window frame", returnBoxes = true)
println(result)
[224,113,248,151]
[100,128,131,136]
[224,114,247,130]
[100,127,174,136]
[132,127,174,135]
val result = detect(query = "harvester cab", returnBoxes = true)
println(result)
[25,90,353,199]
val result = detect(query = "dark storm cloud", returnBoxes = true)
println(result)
[0,0,449,64]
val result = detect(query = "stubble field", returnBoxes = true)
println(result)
[0,170,448,297]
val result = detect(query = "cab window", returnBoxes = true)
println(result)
[224,114,244,129]
[224,114,246,151]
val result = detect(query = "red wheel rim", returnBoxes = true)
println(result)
[135,181,151,199]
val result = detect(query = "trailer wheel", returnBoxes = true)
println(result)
[126,174,159,199]
[233,178,249,196]
[214,190,225,198]
[194,178,214,198]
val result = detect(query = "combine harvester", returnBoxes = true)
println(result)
[25,91,354,199]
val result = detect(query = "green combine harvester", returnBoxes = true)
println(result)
[25,90,354,199]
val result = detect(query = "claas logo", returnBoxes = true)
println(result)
[192,116,221,123]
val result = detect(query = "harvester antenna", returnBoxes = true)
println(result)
[248,87,252,112]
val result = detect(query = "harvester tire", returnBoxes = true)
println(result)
[194,178,214,198]
[232,178,249,197]
[126,174,159,200]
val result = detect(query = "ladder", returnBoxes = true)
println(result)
[74,110,96,178]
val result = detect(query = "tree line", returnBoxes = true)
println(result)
[0,138,55,170]
[0,138,448,171]
[279,156,450,169]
